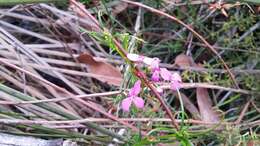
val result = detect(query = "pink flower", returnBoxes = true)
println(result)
[127,53,182,91]
[160,68,172,81]
[121,80,144,112]
[127,54,144,62]
[170,73,182,90]
[151,69,160,82]
[127,53,160,67]
[160,68,182,90]
[127,54,161,82]
[143,57,154,65]
[150,58,160,70]
[150,58,160,82]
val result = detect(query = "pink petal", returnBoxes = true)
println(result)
[127,54,143,62]
[170,80,181,91]
[121,97,132,112]
[160,68,172,81]
[150,58,160,70]
[151,70,160,82]
[129,80,141,96]
[133,96,144,109]
[143,57,154,65]
[171,72,182,82]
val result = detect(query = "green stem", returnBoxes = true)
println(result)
[177,90,185,127]
[0,0,68,6]
[237,0,260,4]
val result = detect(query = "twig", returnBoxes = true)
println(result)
[161,83,253,94]
[121,0,239,88]
[0,118,230,125]
[0,82,253,105]
[251,100,260,113]
[234,100,251,124]
[239,120,260,129]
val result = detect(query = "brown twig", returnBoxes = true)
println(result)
[0,82,253,106]
[251,100,260,113]
[121,0,239,89]
[0,118,230,125]
[234,100,251,124]
[161,83,253,95]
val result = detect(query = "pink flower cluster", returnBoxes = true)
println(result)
[121,80,144,112]
[121,54,182,112]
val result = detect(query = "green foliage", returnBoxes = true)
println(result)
[128,127,193,146]
[142,0,164,8]
[79,0,91,4]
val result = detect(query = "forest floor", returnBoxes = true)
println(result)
[0,0,259,145]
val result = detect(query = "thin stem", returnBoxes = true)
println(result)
[160,83,253,95]
[177,89,185,127]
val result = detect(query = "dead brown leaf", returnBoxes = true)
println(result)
[174,54,194,67]
[77,53,122,86]
[196,88,219,122]
[175,54,219,122]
